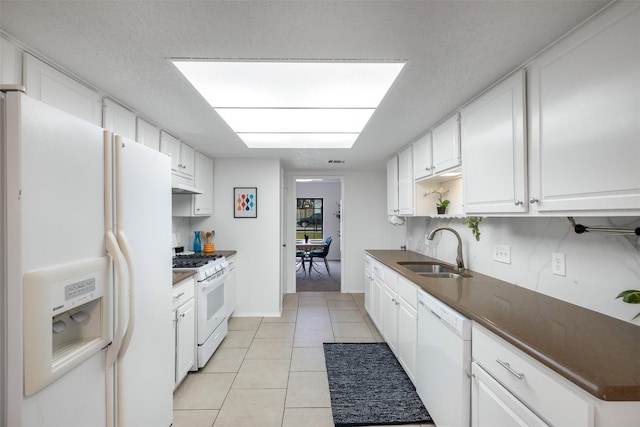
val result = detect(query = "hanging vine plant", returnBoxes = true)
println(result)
[463,216,482,241]
[616,290,640,321]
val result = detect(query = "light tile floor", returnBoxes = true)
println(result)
[173,292,433,427]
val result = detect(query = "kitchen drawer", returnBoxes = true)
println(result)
[372,260,384,281]
[364,255,372,273]
[383,266,398,293]
[398,276,417,309]
[472,324,593,427]
[172,277,195,309]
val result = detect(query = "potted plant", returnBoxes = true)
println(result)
[425,188,450,214]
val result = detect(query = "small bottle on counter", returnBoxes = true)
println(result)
[193,231,202,252]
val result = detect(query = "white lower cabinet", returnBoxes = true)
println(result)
[472,362,548,427]
[364,255,373,313]
[380,282,398,353]
[370,276,383,332]
[396,277,418,384]
[473,324,640,426]
[472,324,592,427]
[173,277,196,390]
[175,299,195,387]
[364,256,417,384]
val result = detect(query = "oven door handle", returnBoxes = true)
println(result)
[201,276,225,290]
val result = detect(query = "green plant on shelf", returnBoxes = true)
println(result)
[616,290,640,321]
[424,187,450,208]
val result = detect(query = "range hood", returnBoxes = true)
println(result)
[171,182,203,195]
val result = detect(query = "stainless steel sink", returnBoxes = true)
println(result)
[398,262,471,279]
[416,272,468,279]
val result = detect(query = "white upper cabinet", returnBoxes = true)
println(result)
[461,70,527,214]
[161,131,181,174]
[387,155,399,215]
[102,98,136,140]
[160,131,194,180]
[172,152,214,217]
[432,113,461,174]
[528,2,640,214]
[193,152,214,216]
[1,37,23,85]
[135,118,160,151]
[412,132,433,181]
[398,145,414,215]
[23,53,102,126]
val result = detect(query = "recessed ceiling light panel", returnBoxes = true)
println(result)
[172,59,405,148]
[172,61,405,108]
[238,133,358,149]
[216,108,375,133]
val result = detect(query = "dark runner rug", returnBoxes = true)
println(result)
[323,342,432,426]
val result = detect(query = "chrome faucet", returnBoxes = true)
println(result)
[426,226,465,271]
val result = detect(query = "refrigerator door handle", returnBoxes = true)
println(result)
[105,230,128,368]
[116,230,136,359]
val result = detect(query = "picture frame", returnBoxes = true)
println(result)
[234,187,257,218]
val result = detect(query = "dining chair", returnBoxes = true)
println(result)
[309,236,332,276]
[296,249,308,273]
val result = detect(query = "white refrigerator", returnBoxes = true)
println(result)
[1,89,174,426]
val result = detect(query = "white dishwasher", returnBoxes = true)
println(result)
[417,289,472,427]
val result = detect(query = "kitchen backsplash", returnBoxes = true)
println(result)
[172,217,191,250]
[405,216,640,325]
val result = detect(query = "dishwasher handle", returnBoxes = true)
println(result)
[419,299,442,320]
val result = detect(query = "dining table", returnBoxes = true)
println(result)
[295,240,327,275]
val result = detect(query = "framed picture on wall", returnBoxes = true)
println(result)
[234,187,257,218]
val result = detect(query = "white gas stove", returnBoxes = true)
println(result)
[172,253,229,369]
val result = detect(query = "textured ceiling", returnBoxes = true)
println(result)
[0,0,608,170]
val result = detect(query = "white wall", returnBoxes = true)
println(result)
[404,216,640,325]
[192,158,282,317]
[296,181,341,260]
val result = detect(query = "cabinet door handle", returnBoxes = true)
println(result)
[514,200,523,206]
[496,359,525,380]
[180,313,186,318]
[529,197,539,205]
[173,292,185,299]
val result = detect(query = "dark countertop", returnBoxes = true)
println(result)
[179,250,237,258]
[172,270,196,285]
[366,249,640,401]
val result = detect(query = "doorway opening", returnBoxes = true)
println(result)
[295,178,342,293]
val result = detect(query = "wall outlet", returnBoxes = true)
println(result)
[552,252,566,276]
[493,245,511,264]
